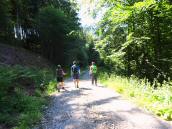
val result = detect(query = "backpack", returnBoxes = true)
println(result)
[72,65,79,74]
[91,65,97,74]
[56,69,63,77]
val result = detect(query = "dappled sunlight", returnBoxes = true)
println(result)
[1,0,172,128]
[35,73,172,129]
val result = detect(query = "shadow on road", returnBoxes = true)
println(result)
[35,74,172,129]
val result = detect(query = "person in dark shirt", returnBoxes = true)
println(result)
[56,65,65,92]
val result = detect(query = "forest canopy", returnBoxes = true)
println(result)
[1,0,172,82]
[93,0,172,82]
[0,0,90,66]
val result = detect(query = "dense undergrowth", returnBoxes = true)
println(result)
[99,71,172,121]
[0,65,57,129]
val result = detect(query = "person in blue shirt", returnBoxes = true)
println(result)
[71,61,80,88]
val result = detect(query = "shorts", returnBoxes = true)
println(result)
[57,77,64,82]
[91,73,98,78]
[73,74,79,79]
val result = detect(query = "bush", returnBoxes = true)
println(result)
[99,71,172,121]
[0,65,56,128]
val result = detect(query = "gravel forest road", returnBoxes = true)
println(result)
[35,72,172,129]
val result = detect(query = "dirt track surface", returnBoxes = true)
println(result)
[35,73,172,129]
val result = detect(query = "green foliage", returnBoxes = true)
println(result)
[46,80,57,94]
[0,0,12,41]
[0,0,88,67]
[95,0,172,82]
[37,6,70,40]
[99,71,172,120]
[84,32,101,64]
[36,5,88,65]
[0,65,56,128]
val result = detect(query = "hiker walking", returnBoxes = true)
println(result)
[89,61,98,86]
[71,61,80,88]
[56,65,65,92]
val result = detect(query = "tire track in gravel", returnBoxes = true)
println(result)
[35,72,172,129]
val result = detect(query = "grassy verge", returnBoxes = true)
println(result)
[0,65,57,129]
[99,71,172,121]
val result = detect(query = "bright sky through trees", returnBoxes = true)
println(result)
[76,0,104,27]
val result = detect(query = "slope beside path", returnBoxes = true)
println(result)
[35,72,172,129]
[0,43,50,68]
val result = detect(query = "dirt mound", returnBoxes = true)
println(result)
[0,43,51,68]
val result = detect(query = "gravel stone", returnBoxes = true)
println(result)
[34,73,172,129]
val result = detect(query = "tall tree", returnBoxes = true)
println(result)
[94,0,172,82]
[0,0,12,42]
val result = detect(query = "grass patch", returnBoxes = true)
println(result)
[99,72,172,121]
[0,65,57,129]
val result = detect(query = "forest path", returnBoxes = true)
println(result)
[35,72,172,129]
